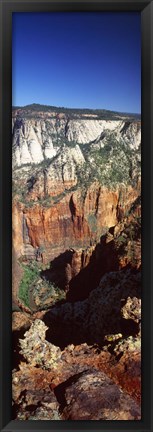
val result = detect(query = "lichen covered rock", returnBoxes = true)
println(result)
[61,369,141,420]
[19,319,61,369]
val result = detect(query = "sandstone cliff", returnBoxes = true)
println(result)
[12,106,141,263]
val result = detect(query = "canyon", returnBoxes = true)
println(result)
[12,106,141,262]
[12,104,141,420]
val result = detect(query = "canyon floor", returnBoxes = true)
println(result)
[12,105,141,421]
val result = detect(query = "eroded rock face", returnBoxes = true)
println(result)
[12,202,141,310]
[12,111,141,168]
[12,117,56,167]
[12,183,140,264]
[28,208,139,310]
[12,107,141,264]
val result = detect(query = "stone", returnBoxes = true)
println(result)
[19,319,61,369]
[12,362,61,420]
[61,369,141,420]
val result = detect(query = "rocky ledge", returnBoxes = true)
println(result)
[12,317,141,420]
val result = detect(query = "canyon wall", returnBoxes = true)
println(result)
[12,107,141,263]
[12,183,140,263]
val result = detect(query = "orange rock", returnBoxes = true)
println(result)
[12,182,141,264]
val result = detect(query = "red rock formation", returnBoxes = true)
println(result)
[12,182,140,264]
[97,340,141,404]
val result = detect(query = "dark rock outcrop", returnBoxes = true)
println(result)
[60,369,140,420]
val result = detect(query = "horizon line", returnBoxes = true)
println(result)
[12,103,141,116]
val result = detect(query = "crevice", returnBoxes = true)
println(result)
[12,389,42,420]
[40,249,74,290]
[120,121,131,135]
[43,169,48,198]
[120,318,139,337]
[95,186,101,215]
[12,389,27,419]
[69,195,76,221]
[61,163,67,184]
[65,118,70,138]
[22,214,30,243]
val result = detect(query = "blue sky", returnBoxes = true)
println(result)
[12,12,141,113]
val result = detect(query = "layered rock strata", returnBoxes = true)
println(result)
[12,106,141,264]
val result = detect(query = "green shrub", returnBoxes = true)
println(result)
[18,261,66,310]
[118,235,127,244]
[18,263,40,308]
[33,279,66,310]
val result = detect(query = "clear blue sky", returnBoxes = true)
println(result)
[12,12,141,113]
